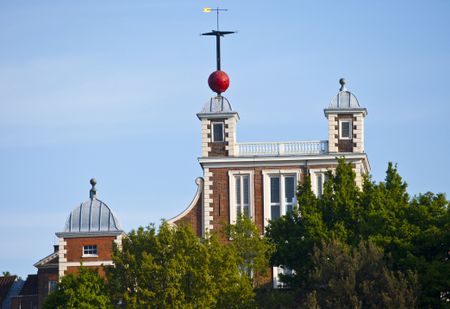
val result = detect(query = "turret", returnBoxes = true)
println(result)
[324,78,367,153]
[198,10,238,158]
[197,96,239,157]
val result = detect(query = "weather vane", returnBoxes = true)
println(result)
[202,7,235,95]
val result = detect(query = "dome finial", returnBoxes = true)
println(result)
[339,78,347,91]
[89,178,97,199]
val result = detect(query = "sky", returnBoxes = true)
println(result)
[0,0,449,278]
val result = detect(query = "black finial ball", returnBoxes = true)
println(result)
[90,178,97,187]
[339,78,346,86]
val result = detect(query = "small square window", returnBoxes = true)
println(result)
[340,120,352,139]
[83,245,98,257]
[212,123,224,142]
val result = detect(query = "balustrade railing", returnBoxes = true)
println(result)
[237,140,328,156]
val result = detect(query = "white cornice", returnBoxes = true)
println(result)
[55,231,125,238]
[199,153,371,174]
[34,252,59,268]
[324,108,368,116]
[197,112,240,120]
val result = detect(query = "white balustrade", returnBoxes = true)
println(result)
[237,141,328,156]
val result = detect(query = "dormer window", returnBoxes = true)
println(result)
[212,122,224,142]
[339,120,352,139]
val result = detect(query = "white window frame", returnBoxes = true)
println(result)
[82,245,98,257]
[262,169,301,227]
[211,122,224,142]
[228,170,255,224]
[273,266,295,288]
[309,168,329,197]
[339,119,352,139]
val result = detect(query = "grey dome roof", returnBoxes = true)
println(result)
[63,198,122,233]
[197,95,239,120]
[328,90,360,109]
[328,78,361,109]
[200,96,233,114]
[329,90,360,109]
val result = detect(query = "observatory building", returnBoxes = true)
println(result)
[169,17,370,244]
[169,78,369,237]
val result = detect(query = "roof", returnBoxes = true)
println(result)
[0,276,17,302]
[62,197,122,233]
[34,251,58,269]
[57,179,123,237]
[197,96,239,119]
[325,78,367,115]
[19,275,37,296]
[329,90,361,109]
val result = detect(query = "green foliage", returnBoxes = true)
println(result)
[225,214,275,287]
[204,235,255,308]
[266,159,449,308]
[301,240,417,309]
[43,267,111,309]
[107,222,255,308]
[254,288,297,309]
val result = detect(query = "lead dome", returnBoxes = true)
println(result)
[62,179,122,233]
[328,78,361,109]
[199,96,234,114]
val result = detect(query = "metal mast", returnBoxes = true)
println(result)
[202,7,235,71]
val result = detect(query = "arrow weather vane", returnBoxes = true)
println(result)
[202,7,235,71]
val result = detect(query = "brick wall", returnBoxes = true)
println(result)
[65,266,107,278]
[173,197,203,237]
[37,265,58,307]
[65,236,115,262]
[208,166,303,234]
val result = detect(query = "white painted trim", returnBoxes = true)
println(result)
[114,233,124,250]
[34,251,58,268]
[309,168,332,196]
[324,108,367,117]
[197,112,239,120]
[82,245,98,257]
[203,168,214,234]
[199,153,368,164]
[58,237,67,278]
[167,177,204,225]
[64,261,114,267]
[228,170,255,224]
[199,153,371,174]
[262,169,301,227]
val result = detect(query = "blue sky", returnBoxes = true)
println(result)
[0,0,449,277]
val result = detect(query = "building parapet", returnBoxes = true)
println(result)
[237,140,328,156]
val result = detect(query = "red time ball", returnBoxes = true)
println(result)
[208,70,230,94]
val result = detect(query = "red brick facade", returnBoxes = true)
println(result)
[65,236,115,263]
[173,197,203,236]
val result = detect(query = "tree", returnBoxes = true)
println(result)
[204,234,256,308]
[107,222,255,308]
[225,214,275,287]
[266,159,449,307]
[43,267,111,309]
[301,240,417,309]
